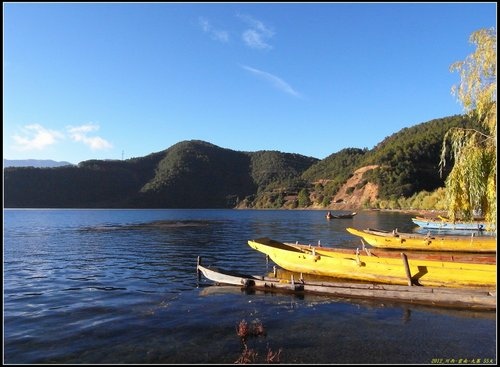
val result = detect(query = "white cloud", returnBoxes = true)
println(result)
[237,13,274,50]
[241,65,301,98]
[199,17,229,43]
[242,30,272,50]
[12,124,64,151]
[198,14,274,49]
[67,123,113,150]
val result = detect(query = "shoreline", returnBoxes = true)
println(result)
[363,208,448,216]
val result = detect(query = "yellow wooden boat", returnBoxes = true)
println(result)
[288,242,497,264]
[346,227,497,253]
[247,237,496,288]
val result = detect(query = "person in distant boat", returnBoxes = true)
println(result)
[326,211,333,219]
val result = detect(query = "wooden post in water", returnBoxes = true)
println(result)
[401,253,412,286]
[197,256,201,281]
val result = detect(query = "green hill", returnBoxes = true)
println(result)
[137,140,257,208]
[4,140,317,208]
[294,114,481,208]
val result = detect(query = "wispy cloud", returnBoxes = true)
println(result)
[237,13,274,50]
[67,123,113,150]
[12,124,64,151]
[199,17,229,43]
[198,14,274,50]
[11,122,113,153]
[241,65,301,98]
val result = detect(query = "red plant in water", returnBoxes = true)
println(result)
[266,347,282,364]
[235,346,258,364]
[236,319,250,342]
[235,319,281,364]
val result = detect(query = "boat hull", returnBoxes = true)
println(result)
[289,243,496,264]
[326,212,357,219]
[411,217,494,231]
[197,264,496,311]
[247,238,496,288]
[346,227,497,252]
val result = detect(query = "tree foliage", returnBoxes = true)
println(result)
[302,148,367,181]
[450,27,497,137]
[249,151,318,191]
[441,27,496,226]
[297,188,311,207]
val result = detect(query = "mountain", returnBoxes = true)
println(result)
[4,140,317,208]
[3,159,74,168]
[3,114,482,209]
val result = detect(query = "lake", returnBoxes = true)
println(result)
[3,209,496,364]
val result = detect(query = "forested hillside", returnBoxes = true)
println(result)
[303,115,480,206]
[4,141,316,208]
[358,115,476,199]
[137,141,257,208]
[4,114,481,209]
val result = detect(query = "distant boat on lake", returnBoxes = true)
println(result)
[326,211,357,219]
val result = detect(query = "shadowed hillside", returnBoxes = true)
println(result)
[4,140,317,208]
[137,141,257,208]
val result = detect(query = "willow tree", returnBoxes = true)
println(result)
[440,27,496,228]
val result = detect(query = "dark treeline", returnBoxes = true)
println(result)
[4,114,480,209]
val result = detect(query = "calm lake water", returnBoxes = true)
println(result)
[3,209,497,364]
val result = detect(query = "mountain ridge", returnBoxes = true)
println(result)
[4,114,482,209]
[3,159,74,168]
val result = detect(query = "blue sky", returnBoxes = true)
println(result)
[3,2,497,164]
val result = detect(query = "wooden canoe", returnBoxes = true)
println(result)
[287,242,497,265]
[346,227,497,253]
[197,263,496,311]
[326,211,357,219]
[247,237,497,288]
[411,216,495,231]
